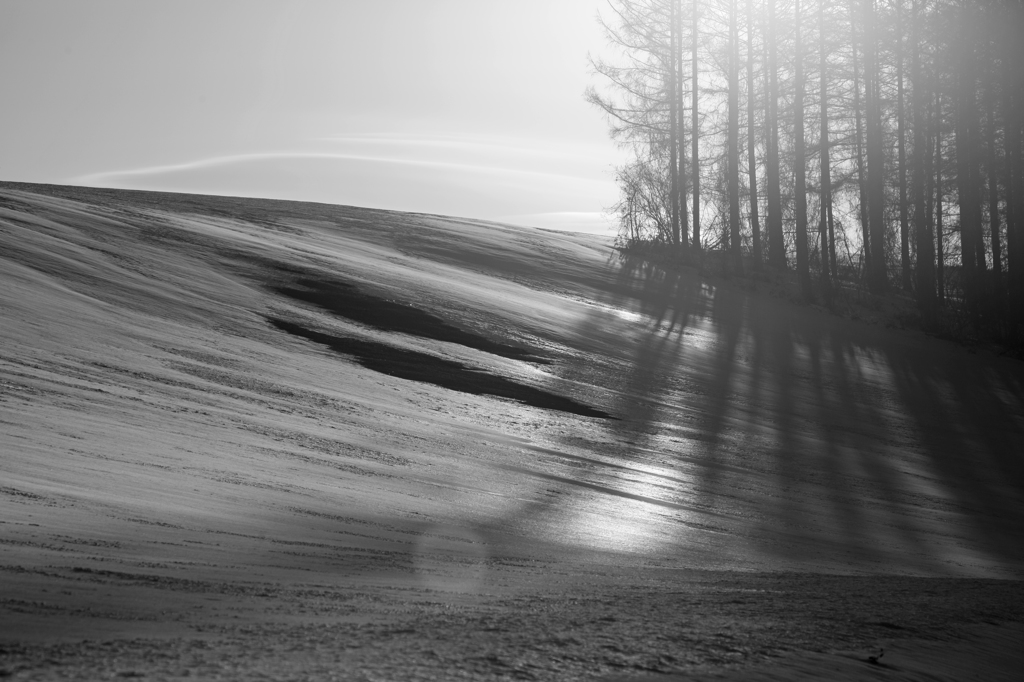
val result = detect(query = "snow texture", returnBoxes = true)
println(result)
[2,182,1022,680]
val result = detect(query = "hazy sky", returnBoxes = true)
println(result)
[0,1,624,234]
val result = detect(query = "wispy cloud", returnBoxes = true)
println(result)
[320,131,615,163]
[70,149,618,229]
[73,150,604,187]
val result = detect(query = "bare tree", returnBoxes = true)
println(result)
[586,0,1024,350]
[692,0,703,252]
[765,0,785,267]
[747,0,763,269]
[818,0,834,292]
[793,0,811,296]
[910,0,935,312]
[727,0,744,272]
[896,0,911,291]
[851,2,870,278]
[864,0,887,294]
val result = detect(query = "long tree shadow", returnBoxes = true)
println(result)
[880,338,1024,565]
[517,253,1024,575]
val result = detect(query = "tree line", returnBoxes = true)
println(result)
[588,0,1024,345]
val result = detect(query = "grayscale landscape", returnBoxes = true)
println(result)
[4,0,1024,678]
[2,182,1023,681]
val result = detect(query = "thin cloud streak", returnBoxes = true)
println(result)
[73,151,608,188]
[321,132,615,162]
[70,150,618,232]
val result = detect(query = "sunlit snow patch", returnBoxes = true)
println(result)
[682,320,717,352]
[576,299,643,325]
[556,471,706,555]
[503,451,706,556]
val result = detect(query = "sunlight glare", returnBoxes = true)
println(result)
[552,459,701,555]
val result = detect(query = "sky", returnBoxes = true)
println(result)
[0,1,625,235]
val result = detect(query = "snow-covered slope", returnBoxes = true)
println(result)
[2,182,1023,679]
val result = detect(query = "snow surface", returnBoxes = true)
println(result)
[2,183,1023,680]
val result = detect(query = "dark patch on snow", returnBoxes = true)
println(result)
[273,278,549,364]
[268,318,614,420]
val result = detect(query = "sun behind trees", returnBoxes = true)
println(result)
[588,0,1024,350]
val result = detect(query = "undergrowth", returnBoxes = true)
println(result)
[615,240,1024,361]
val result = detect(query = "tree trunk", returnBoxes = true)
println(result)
[747,0,762,270]
[677,0,690,253]
[728,0,743,273]
[936,89,945,305]
[925,84,934,237]
[818,0,833,292]
[766,0,785,268]
[864,0,887,294]
[794,0,810,296]
[910,0,935,312]
[691,0,701,252]
[668,0,680,246]
[1000,0,1023,332]
[851,6,870,278]
[955,2,980,311]
[897,0,911,291]
[986,76,1002,288]
[1004,2,1024,325]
